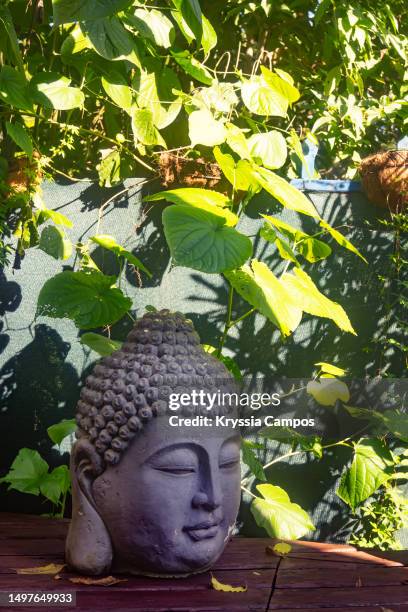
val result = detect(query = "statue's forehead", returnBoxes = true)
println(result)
[120,417,240,461]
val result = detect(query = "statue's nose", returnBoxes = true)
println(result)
[192,490,221,511]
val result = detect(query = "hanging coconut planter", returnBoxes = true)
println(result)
[359,150,408,212]
[158,151,229,191]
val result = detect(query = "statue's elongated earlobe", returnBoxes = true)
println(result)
[65,439,112,575]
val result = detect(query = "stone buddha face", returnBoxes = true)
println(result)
[66,311,241,577]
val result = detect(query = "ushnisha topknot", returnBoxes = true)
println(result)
[75,310,238,468]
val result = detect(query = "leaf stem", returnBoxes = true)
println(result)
[241,484,257,499]
[229,308,255,329]
[216,284,234,358]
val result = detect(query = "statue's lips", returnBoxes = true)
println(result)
[184,520,222,541]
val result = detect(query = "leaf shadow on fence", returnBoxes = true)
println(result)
[0,324,78,513]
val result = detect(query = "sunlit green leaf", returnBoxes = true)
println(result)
[260,66,300,105]
[101,74,133,114]
[296,237,332,263]
[144,187,237,225]
[189,109,226,146]
[337,440,394,510]
[225,123,252,159]
[306,378,350,406]
[170,0,202,41]
[172,51,212,85]
[36,208,73,229]
[225,260,302,336]
[145,187,230,208]
[90,234,151,277]
[29,73,84,110]
[255,167,319,217]
[282,268,356,334]
[97,149,121,187]
[241,75,287,117]
[248,130,287,169]
[261,215,307,242]
[132,108,166,147]
[315,362,347,377]
[320,220,367,263]
[201,15,217,54]
[213,147,260,192]
[136,67,181,129]
[128,8,175,48]
[40,465,70,504]
[251,484,315,539]
[61,24,93,54]
[6,122,33,159]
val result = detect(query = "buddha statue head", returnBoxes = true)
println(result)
[66,310,241,577]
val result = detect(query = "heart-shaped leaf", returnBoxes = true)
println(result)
[248,130,287,169]
[189,109,226,147]
[52,0,133,24]
[241,75,287,117]
[162,205,252,273]
[37,271,132,329]
[30,73,84,110]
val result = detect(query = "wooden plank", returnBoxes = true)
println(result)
[0,539,66,556]
[269,585,408,609]
[0,555,64,574]
[276,566,408,588]
[213,538,279,570]
[282,559,380,572]
[0,568,274,591]
[0,573,273,612]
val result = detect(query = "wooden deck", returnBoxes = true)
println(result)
[0,513,407,611]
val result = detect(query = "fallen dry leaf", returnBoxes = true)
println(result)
[210,574,247,593]
[69,575,127,587]
[273,542,292,556]
[16,563,65,575]
[266,542,292,557]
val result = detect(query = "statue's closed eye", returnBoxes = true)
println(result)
[219,457,240,469]
[152,465,197,475]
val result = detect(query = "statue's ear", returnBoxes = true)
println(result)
[65,438,113,575]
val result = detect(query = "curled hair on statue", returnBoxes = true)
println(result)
[74,310,238,470]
